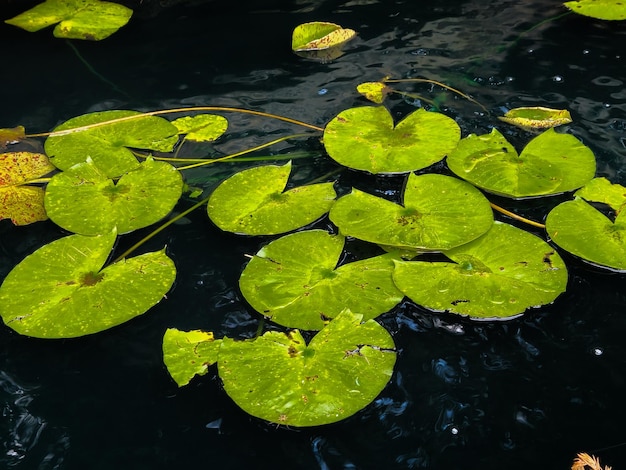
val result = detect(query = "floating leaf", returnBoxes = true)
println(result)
[356,82,389,104]
[393,222,568,319]
[323,106,460,174]
[447,128,596,198]
[5,0,133,40]
[0,230,176,338]
[564,0,626,20]
[574,177,626,212]
[207,161,336,235]
[0,126,26,149]
[546,198,626,271]
[171,115,228,142]
[239,230,403,330]
[45,110,179,178]
[291,22,355,51]
[498,107,572,130]
[218,310,396,427]
[330,173,493,251]
[0,152,55,225]
[44,157,183,235]
[163,329,221,387]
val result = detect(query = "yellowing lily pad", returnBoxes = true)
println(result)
[356,82,389,104]
[564,0,626,20]
[0,127,26,149]
[5,0,133,40]
[498,107,572,131]
[292,22,356,51]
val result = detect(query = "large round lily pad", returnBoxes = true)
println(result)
[207,161,336,235]
[329,173,493,251]
[239,230,403,330]
[218,310,396,427]
[44,158,183,235]
[447,128,596,198]
[0,230,176,338]
[393,222,568,319]
[323,106,460,174]
[45,110,179,178]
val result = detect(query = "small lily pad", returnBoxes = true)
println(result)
[329,173,493,251]
[0,230,176,338]
[207,161,336,235]
[171,115,228,142]
[546,197,626,271]
[393,222,568,319]
[218,310,396,427]
[45,110,179,178]
[44,157,183,235]
[5,0,133,40]
[323,106,460,174]
[447,128,596,198]
[0,126,26,149]
[498,107,572,130]
[292,22,356,51]
[564,0,626,20]
[163,329,221,387]
[239,230,404,330]
[356,82,389,104]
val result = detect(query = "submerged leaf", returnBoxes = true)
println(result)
[564,0,626,20]
[171,114,228,142]
[393,222,568,319]
[0,230,176,338]
[218,310,396,427]
[207,161,336,235]
[323,106,460,174]
[356,82,389,104]
[498,107,572,130]
[163,329,221,387]
[239,230,403,330]
[0,126,26,149]
[5,0,133,40]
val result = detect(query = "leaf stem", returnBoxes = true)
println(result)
[490,202,545,229]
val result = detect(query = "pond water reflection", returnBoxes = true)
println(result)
[1,0,626,468]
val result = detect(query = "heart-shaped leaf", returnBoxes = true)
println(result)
[447,128,596,198]
[44,157,183,235]
[564,0,626,20]
[393,222,568,319]
[498,107,572,130]
[574,177,626,212]
[323,106,460,174]
[163,329,221,387]
[239,230,403,330]
[207,161,336,235]
[5,0,133,40]
[329,173,493,251]
[45,110,179,178]
[546,197,626,271]
[218,310,396,427]
[171,114,228,142]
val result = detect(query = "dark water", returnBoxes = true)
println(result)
[2,0,626,468]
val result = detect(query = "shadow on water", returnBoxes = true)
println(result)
[2,0,626,468]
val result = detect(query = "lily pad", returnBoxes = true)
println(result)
[218,310,396,427]
[207,161,336,235]
[393,222,568,320]
[546,197,626,271]
[291,22,356,51]
[239,230,403,330]
[0,230,176,338]
[44,157,183,235]
[574,177,626,212]
[323,106,460,174]
[171,114,228,142]
[564,0,626,20]
[45,110,179,178]
[163,329,221,387]
[5,0,133,40]
[329,173,493,251]
[498,107,572,131]
[356,82,389,104]
[0,126,26,149]
[447,128,596,198]
[0,152,55,225]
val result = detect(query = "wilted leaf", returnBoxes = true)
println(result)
[498,107,572,130]
[356,82,389,104]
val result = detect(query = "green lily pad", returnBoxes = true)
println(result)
[45,110,179,178]
[0,230,176,338]
[291,22,356,51]
[218,310,396,427]
[44,157,183,235]
[171,114,228,142]
[163,329,221,387]
[447,128,596,198]
[207,161,336,235]
[239,230,403,330]
[329,173,493,251]
[323,106,461,174]
[564,0,626,20]
[5,0,133,40]
[546,197,626,271]
[393,222,568,319]
[356,82,389,104]
[498,107,572,130]
[574,177,626,212]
